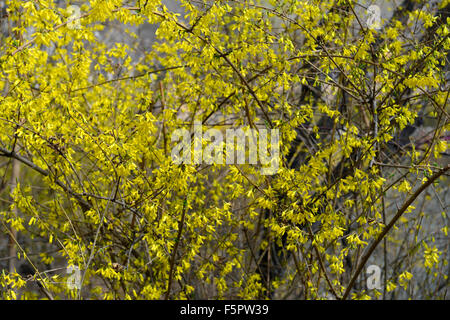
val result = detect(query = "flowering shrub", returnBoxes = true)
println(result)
[0,0,448,299]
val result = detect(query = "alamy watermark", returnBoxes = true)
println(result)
[366,5,381,30]
[66,265,81,290]
[366,264,382,290]
[171,121,280,175]
[67,4,82,30]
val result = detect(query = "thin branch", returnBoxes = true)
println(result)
[165,192,190,300]
[342,164,450,299]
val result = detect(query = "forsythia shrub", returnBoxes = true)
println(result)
[0,0,448,299]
